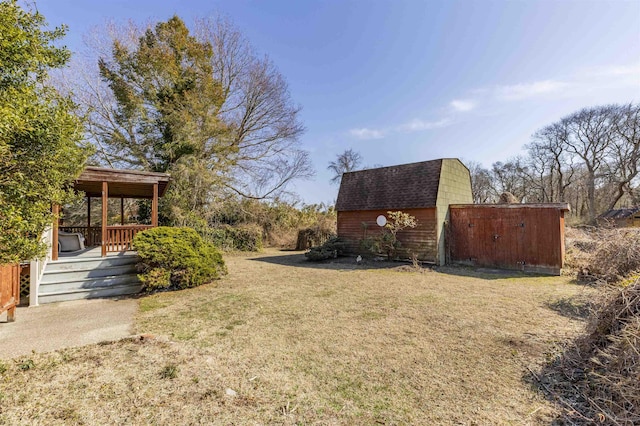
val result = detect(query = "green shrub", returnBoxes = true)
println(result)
[132,227,226,291]
[197,225,263,252]
[305,237,347,261]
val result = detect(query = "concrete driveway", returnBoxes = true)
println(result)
[0,298,138,359]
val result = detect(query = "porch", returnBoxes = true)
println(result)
[52,166,171,259]
[29,167,170,306]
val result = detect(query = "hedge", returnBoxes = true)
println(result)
[132,226,226,291]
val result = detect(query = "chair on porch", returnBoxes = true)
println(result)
[58,231,85,252]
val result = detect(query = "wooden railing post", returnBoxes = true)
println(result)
[52,204,59,261]
[87,197,91,246]
[101,181,108,257]
[152,183,159,227]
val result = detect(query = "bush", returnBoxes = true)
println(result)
[197,225,263,252]
[132,227,226,291]
[567,227,640,283]
[295,226,336,250]
[539,279,640,424]
[305,237,347,261]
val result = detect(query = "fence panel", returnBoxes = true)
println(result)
[0,264,20,322]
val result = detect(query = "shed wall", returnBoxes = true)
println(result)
[337,208,438,262]
[448,205,566,275]
[435,159,473,265]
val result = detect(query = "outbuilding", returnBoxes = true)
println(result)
[598,207,640,228]
[335,158,472,265]
[448,203,570,275]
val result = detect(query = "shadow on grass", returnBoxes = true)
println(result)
[249,252,399,271]
[249,252,541,280]
[523,344,595,425]
[545,295,592,320]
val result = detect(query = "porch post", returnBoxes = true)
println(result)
[101,181,108,257]
[120,197,125,225]
[152,183,159,227]
[87,196,91,246]
[52,204,59,261]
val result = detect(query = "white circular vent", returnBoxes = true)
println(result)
[376,215,387,227]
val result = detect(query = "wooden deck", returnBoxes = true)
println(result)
[57,246,136,259]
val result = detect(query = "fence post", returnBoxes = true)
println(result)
[29,259,39,307]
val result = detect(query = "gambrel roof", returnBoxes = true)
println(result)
[336,159,460,211]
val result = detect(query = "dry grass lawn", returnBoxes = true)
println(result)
[0,250,594,424]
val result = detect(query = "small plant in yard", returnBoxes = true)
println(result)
[365,211,418,260]
[160,364,179,379]
[410,252,421,269]
[305,237,347,261]
[16,358,35,371]
[133,227,227,291]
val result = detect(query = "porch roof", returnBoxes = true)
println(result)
[73,166,171,199]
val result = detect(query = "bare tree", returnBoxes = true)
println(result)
[606,103,640,210]
[563,105,617,223]
[466,161,494,203]
[528,120,576,202]
[328,149,363,184]
[490,157,532,202]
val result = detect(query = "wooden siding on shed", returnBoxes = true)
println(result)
[337,208,438,262]
[448,205,567,275]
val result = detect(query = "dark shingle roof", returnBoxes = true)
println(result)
[599,207,640,219]
[336,159,443,211]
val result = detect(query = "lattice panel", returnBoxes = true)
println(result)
[20,271,30,299]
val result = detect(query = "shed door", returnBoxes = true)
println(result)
[452,210,527,270]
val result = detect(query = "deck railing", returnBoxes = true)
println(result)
[60,225,153,252]
[106,225,152,252]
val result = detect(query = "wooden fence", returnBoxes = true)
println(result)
[1,264,20,322]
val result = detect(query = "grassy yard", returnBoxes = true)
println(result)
[0,250,593,424]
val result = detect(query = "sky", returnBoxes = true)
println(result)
[36,0,640,205]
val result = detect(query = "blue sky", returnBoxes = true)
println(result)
[37,0,640,205]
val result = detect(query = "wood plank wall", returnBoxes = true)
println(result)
[337,208,438,262]
[449,206,565,274]
[0,264,20,321]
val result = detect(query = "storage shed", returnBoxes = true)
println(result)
[336,158,472,265]
[598,207,640,228]
[448,203,570,275]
